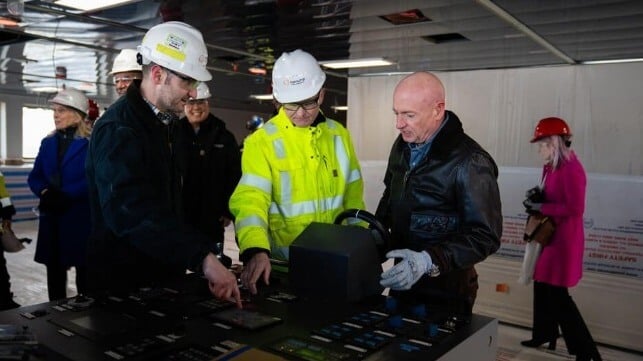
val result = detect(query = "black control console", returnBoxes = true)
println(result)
[0,272,496,361]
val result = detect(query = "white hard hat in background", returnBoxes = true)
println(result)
[193,82,211,100]
[110,49,142,75]
[48,88,89,115]
[137,21,212,82]
[272,49,326,103]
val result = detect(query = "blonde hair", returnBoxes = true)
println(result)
[50,108,91,138]
[542,134,572,169]
[76,116,92,138]
[70,109,92,138]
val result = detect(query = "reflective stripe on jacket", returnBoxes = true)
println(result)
[0,172,12,209]
[230,108,365,260]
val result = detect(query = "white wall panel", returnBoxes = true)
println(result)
[348,62,643,176]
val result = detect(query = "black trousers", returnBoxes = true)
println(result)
[531,281,601,359]
[0,250,12,301]
[46,264,88,301]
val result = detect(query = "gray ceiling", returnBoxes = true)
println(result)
[2,0,643,119]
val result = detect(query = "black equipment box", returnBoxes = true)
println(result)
[289,222,383,303]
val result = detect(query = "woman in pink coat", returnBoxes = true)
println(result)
[521,117,601,361]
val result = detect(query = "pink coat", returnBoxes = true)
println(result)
[533,152,586,287]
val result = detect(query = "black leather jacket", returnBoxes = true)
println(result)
[375,111,502,310]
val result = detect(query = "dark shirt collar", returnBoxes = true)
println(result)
[56,126,77,138]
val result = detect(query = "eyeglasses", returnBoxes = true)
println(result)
[283,96,320,112]
[164,67,199,89]
[113,76,140,85]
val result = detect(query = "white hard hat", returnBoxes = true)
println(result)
[110,49,142,75]
[193,82,211,100]
[137,21,212,82]
[48,88,89,115]
[272,49,326,103]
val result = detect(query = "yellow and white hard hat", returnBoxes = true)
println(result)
[137,21,212,82]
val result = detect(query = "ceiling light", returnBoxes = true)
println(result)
[249,94,273,100]
[30,86,60,93]
[581,58,643,65]
[0,16,19,26]
[352,71,413,78]
[331,105,348,111]
[319,58,396,69]
[379,9,429,25]
[248,62,267,75]
[55,0,136,12]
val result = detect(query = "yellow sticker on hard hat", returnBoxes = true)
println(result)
[155,44,186,62]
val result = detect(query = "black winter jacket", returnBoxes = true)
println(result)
[375,111,502,312]
[174,114,241,244]
[85,83,213,294]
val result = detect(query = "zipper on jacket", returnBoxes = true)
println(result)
[403,170,411,188]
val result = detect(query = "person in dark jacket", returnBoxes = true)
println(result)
[84,22,241,306]
[175,82,241,267]
[375,72,502,315]
[28,88,92,301]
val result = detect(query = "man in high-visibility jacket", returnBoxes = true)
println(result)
[230,49,365,294]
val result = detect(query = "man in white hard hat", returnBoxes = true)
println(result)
[175,82,241,269]
[86,22,241,306]
[110,49,143,96]
[229,49,366,294]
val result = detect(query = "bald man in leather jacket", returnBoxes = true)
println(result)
[376,72,502,315]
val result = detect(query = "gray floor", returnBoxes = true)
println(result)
[4,220,642,361]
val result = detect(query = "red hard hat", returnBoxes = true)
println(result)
[87,99,100,121]
[531,117,571,143]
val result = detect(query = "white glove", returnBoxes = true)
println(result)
[380,249,433,290]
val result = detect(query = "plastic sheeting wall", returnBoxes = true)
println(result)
[347,63,643,351]
[348,62,643,175]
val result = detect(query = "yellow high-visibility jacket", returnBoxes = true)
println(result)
[0,172,11,206]
[0,171,16,220]
[230,109,365,261]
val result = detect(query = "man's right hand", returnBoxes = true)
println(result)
[202,253,242,308]
[240,252,271,295]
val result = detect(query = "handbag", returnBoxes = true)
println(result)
[1,225,25,253]
[518,240,542,285]
[523,213,555,246]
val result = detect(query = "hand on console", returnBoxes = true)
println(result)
[380,249,433,290]
[203,253,242,308]
[240,252,271,295]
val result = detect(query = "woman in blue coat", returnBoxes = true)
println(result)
[28,88,92,301]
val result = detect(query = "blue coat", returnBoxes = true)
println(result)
[28,133,90,267]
